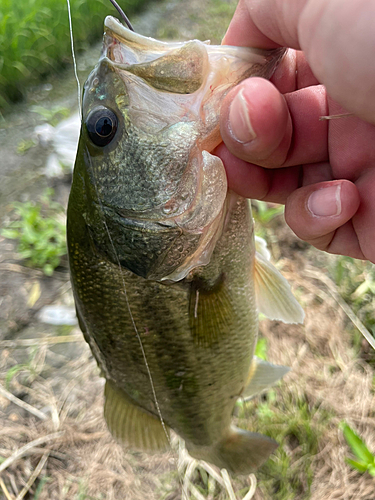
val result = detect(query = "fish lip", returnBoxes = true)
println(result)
[104,16,173,49]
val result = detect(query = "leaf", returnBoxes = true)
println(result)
[345,458,369,473]
[255,337,268,361]
[27,281,41,308]
[1,228,20,239]
[43,263,54,276]
[342,423,374,464]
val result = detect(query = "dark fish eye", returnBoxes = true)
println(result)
[86,106,118,147]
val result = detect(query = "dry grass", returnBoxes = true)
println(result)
[0,338,179,500]
[250,258,375,500]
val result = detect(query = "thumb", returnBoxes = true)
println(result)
[284,179,363,258]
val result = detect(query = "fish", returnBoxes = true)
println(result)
[67,15,304,476]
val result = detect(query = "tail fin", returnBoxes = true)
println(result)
[188,425,277,475]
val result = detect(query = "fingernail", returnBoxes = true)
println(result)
[307,184,342,217]
[229,88,257,143]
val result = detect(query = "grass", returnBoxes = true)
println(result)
[1,188,67,275]
[330,256,375,356]
[0,0,148,111]
[342,423,375,477]
[155,0,238,44]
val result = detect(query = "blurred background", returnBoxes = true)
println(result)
[0,1,374,499]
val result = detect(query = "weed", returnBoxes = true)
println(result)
[253,200,285,242]
[5,345,45,388]
[0,0,148,110]
[1,188,66,275]
[33,476,50,500]
[329,256,375,361]
[341,423,375,477]
[17,138,37,155]
[31,104,71,126]
[253,200,285,225]
[238,393,326,500]
[255,337,268,361]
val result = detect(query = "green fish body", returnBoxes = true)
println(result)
[67,17,303,475]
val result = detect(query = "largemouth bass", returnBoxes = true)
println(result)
[67,16,304,475]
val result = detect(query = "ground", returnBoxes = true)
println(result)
[0,0,374,499]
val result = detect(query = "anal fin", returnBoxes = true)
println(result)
[104,380,169,451]
[241,356,290,401]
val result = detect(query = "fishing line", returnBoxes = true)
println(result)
[86,148,191,498]
[66,2,188,495]
[66,0,165,441]
[66,0,82,119]
[85,146,171,448]
[109,0,135,31]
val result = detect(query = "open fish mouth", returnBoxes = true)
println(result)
[84,17,286,283]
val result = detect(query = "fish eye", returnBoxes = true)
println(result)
[85,106,118,147]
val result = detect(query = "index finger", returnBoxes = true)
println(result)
[222,0,306,49]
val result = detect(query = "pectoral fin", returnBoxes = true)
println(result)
[254,250,305,324]
[189,274,233,347]
[104,380,169,451]
[242,356,290,401]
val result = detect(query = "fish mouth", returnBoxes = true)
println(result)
[104,16,287,73]
[104,16,190,52]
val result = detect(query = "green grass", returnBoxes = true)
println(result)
[1,188,67,275]
[156,0,238,44]
[341,423,375,477]
[329,255,375,364]
[237,393,328,500]
[0,0,148,110]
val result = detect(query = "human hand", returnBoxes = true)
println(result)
[217,0,375,262]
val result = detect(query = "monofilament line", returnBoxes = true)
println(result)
[66,0,82,119]
[85,148,171,449]
[108,0,135,31]
[87,152,190,498]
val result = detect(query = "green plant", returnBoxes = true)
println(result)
[5,346,45,388]
[341,423,375,476]
[1,189,67,275]
[255,337,268,360]
[329,256,375,361]
[31,104,71,126]
[237,394,327,500]
[253,200,284,225]
[252,200,284,241]
[0,0,148,110]
[32,476,50,500]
